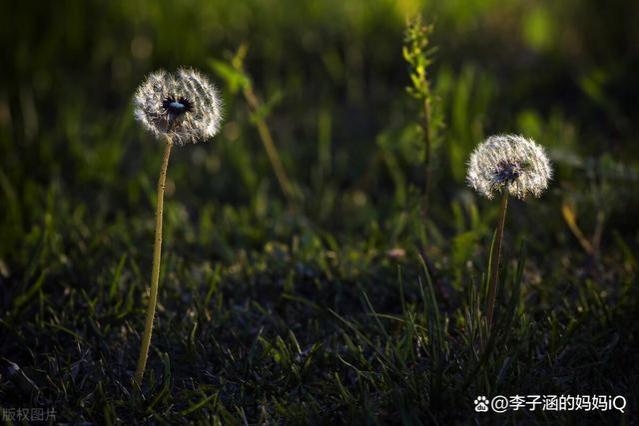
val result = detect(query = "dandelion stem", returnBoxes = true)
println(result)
[486,192,508,330]
[134,136,172,387]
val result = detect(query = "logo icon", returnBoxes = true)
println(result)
[474,396,489,412]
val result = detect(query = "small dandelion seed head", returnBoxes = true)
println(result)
[133,68,223,145]
[466,134,553,200]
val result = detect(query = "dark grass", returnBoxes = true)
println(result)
[1,0,639,424]
[1,177,637,423]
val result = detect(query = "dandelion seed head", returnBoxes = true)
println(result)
[466,134,552,200]
[134,68,223,145]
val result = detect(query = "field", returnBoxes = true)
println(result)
[1,0,638,423]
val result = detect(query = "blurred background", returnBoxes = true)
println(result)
[1,0,639,421]
[1,0,638,284]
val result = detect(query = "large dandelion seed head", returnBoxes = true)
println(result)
[133,68,223,145]
[466,134,552,200]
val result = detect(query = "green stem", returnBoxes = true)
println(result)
[242,85,296,204]
[486,192,508,330]
[134,137,172,387]
[421,95,432,224]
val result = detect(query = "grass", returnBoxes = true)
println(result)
[1,0,638,423]
[1,165,636,423]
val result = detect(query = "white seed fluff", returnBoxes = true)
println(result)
[133,68,223,145]
[466,134,552,200]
